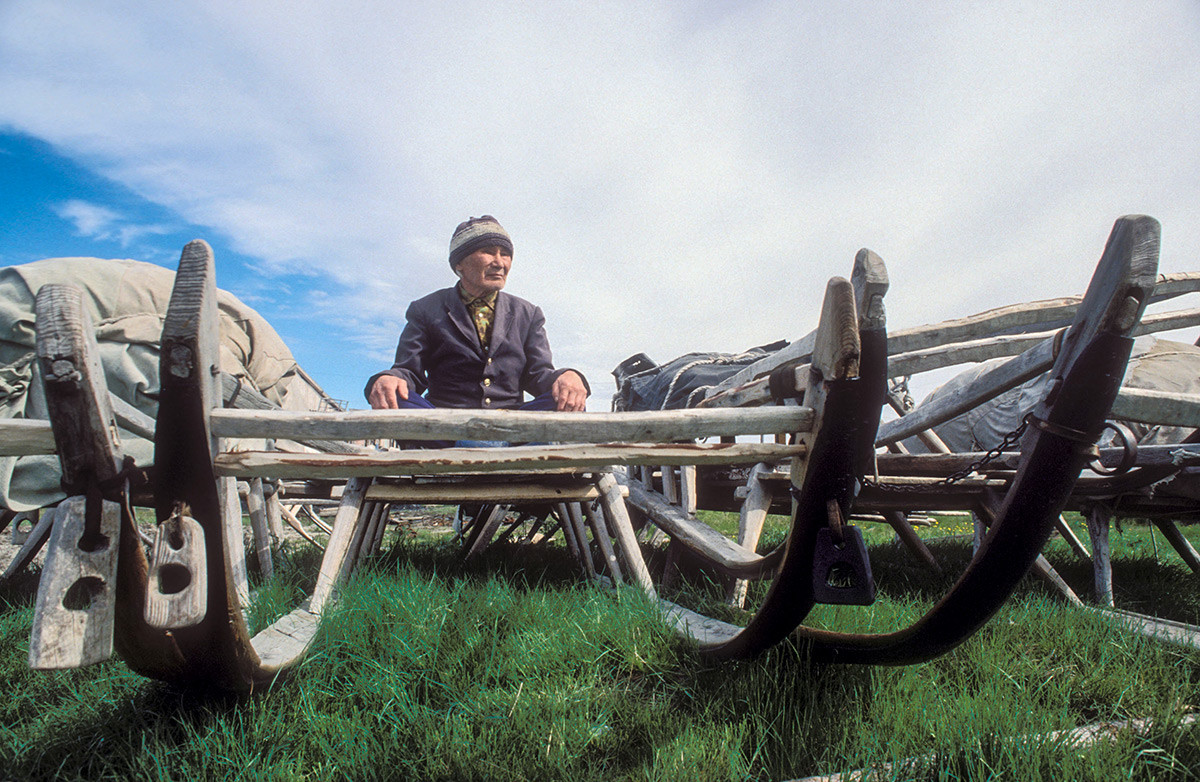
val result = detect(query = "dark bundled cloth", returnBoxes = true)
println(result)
[611,340,788,411]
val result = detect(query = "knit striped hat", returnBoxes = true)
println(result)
[448,215,513,269]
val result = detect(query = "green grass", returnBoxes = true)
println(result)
[3,520,1200,780]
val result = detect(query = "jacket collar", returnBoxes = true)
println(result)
[444,285,509,356]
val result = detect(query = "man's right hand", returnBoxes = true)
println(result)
[368,375,409,409]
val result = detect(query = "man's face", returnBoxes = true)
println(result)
[455,245,512,297]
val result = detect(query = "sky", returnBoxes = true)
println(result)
[1,1,1198,410]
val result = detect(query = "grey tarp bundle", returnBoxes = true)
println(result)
[920,336,1200,451]
[612,340,788,411]
[0,257,325,511]
[914,335,1200,500]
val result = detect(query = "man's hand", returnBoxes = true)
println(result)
[551,370,588,412]
[368,375,409,409]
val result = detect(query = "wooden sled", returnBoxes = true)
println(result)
[620,216,1160,664]
[13,217,1168,687]
[27,243,376,690]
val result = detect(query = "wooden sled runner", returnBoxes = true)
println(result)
[28,242,376,689]
[620,216,1161,664]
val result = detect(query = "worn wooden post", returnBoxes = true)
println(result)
[883,510,942,574]
[264,484,286,548]
[583,500,624,584]
[729,463,773,607]
[1151,518,1200,573]
[566,502,597,581]
[679,465,698,516]
[218,476,250,609]
[2,510,51,581]
[243,478,274,579]
[595,472,655,594]
[310,477,370,610]
[1086,505,1114,607]
[465,505,509,561]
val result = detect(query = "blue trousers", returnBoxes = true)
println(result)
[396,392,556,447]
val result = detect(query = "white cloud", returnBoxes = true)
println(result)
[2,0,1198,406]
[53,199,171,247]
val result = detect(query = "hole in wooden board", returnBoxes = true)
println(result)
[62,577,105,610]
[76,531,110,553]
[157,563,193,595]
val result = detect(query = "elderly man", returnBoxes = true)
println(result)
[365,215,589,415]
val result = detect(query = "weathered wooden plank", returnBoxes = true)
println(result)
[624,479,762,572]
[109,394,156,441]
[250,604,321,671]
[35,284,123,486]
[659,599,743,645]
[309,476,370,612]
[0,419,56,456]
[1148,270,1200,301]
[219,373,368,455]
[29,499,119,669]
[593,474,652,593]
[1095,607,1200,651]
[214,442,807,479]
[1110,387,1200,428]
[729,463,774,607]
[700,302,1199,411]
[3,509,52,580]
[209,406,814,444]
[241,478,274,580]
[364,480,610,504]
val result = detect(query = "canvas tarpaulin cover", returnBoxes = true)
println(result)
[0,257,321,511]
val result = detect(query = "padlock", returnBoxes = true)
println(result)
[811,525,876,605]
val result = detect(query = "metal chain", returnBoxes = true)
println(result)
[861,417,1030,493]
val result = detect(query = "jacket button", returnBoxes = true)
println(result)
[483,398,491,406]
[483,378,492,386]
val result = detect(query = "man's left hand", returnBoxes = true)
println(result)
[552,371,588,412]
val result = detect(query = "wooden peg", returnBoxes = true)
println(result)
[144,506,208,629]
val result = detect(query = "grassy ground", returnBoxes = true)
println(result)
[2,513,1200,780]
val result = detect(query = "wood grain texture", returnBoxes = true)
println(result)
[28,499,119,669]
[209,406,814,443]
[35,284,123,486]
[214,442,807,478]
[144,513,208,629]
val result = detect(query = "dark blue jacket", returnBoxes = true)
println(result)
[365,286,587,409]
